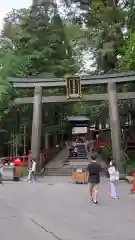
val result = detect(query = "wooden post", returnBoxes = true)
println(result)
[31,87,42,167]
[108,82,122,168]
[108,102,117,161]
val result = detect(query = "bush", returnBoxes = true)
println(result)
[125,160,135,176]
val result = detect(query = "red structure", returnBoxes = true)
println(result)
[1,146,60,168]
[131,172,135,193]
[13,158,23,166]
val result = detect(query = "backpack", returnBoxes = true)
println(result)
[115,170,119,181]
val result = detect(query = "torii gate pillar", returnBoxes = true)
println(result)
[108,82,122,168]
[31,86,42,168]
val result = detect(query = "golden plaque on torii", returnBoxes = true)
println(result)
[66,76,82,99]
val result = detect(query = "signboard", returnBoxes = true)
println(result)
[66,76,82,99]
[77,169,82,172]
[72,127,87,134]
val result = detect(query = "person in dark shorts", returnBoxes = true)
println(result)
[87,155,101,204]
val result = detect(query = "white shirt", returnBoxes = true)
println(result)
[74,147,78,153]
[32,161,36,172]
[108,166,117,181]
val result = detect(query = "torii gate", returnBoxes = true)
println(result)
[9,71,135,168]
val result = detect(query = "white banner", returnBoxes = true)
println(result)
[72,127,87,134]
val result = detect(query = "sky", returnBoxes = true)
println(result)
[0,0,32,29]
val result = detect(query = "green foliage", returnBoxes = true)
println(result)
[125,160,135,175]
[1,6,77,77]
[0,50,16,119]
[0,4,78,125]
[84,0,125,72]
[71,100,108,125]
[120,32,135,70]
[0,81,14,119]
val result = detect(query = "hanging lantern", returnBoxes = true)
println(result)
[66,76,82,99]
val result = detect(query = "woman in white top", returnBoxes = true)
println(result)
[26,159,36,183]
[108,161,119,199]
[31,159,36,182]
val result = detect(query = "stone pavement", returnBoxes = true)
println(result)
[0,177,135,240]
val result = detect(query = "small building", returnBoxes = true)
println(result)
[66,115,90,139]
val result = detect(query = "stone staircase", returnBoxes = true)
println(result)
[67,143,88,162]
[44,144,107,176]
[45,147,71,176]
[45,144,89,176]
[45,165,73,176]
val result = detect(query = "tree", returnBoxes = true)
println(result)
[0,37,17,120]
[0,4,80,155]
[84,0,126,73]
[1,5,77,77]
[120,32,135,70]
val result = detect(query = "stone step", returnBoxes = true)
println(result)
[46,168,72,172]
[45,172,106,177]
[68,155,87,159]
[45,167,107,176]
[71,154,87,156]
[45,149,107,177]
[78,151,86,153]
[69,157,88,159]
[70,161,88,164]
[69,161,88,164]
[45,169,72,176]
[77,150,87,153]
[78,156,87,158]
[45,172,72,176]
[68,158,88,161]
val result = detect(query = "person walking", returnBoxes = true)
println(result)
[25,159,32,182]
[108,161,119,199]
[65,141,72,158]
[26,158,36,183]
[0,159,4,184]
[89,139,95,155]
[31,158,36,182]
[87,155,101,204]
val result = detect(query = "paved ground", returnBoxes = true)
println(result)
[0,177,135,240]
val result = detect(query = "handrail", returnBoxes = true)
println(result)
[0,146,59,165]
